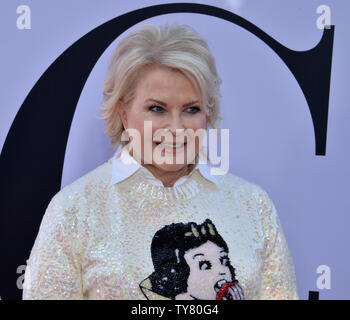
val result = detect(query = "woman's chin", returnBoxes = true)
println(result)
[155,162,189,173]
[151,151,197,172]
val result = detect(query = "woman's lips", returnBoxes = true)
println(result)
[214,279,228,293]
[154,142,187,155]
[215,280,244,300]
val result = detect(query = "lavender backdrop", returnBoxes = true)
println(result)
[1,0,348,299]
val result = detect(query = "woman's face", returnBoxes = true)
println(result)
[183,240,233,300]
[118,65,207,172]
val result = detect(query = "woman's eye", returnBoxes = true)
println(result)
[149,105,165,113]
[186,106,200,114]
[199,260,212,270]
[220,256,230,266]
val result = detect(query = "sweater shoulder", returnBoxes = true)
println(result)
[51,159,112,207]
[215,172,267,196]
[214,173,277,226]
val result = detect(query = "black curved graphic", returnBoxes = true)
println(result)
[0,3,334,299]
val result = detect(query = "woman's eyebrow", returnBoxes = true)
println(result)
[145,98,199,107]
[192,253,204,259]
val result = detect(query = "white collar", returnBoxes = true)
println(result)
[109,144,219,187]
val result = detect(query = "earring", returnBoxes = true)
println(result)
[121,129,130,142]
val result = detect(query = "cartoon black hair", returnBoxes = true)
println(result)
[147,219,236,299]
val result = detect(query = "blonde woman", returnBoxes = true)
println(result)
[23,23,298,300]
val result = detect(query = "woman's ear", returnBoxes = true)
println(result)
[116,101,128,128]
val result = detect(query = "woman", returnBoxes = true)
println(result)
[23,23,298,299]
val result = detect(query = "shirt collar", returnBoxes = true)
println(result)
[109,144,219,187]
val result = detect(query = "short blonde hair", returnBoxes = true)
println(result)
[101,23,222,148]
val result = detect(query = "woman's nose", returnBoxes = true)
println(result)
[167,115,184,135]
[218,266,227,276]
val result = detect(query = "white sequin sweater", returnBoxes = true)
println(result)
[23,151,298,300]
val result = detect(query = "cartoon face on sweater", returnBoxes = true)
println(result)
[178,240,234,299]
[139,219,244,300]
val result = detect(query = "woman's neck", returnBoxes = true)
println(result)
[142,163,195,187]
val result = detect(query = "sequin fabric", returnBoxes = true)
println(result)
[23,158,298,300]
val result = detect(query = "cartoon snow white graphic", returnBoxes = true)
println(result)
[139,219,244,300]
